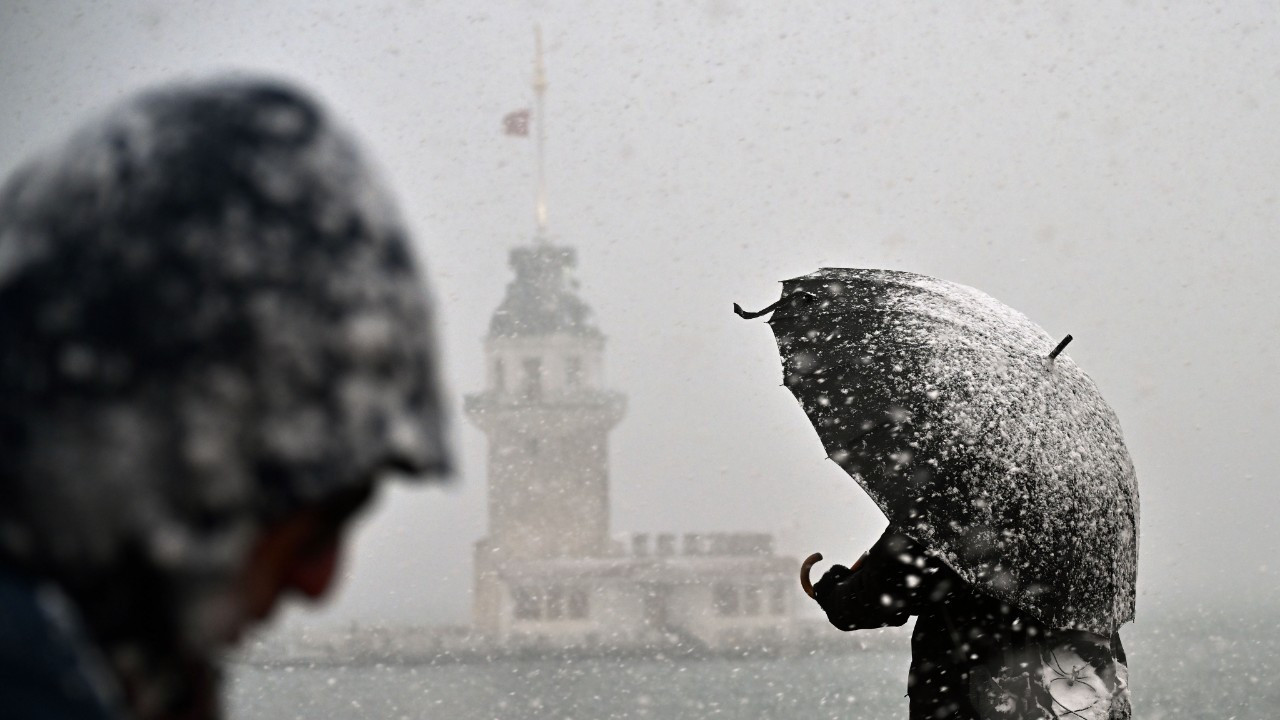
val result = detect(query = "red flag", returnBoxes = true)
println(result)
[503,109,530,137]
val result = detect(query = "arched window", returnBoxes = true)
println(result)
[513,588,540,620]
[566,356,583,388]
[545,585,564,620]
[568,589,589,619]
[713,583,738,616]
[522,357,542,398]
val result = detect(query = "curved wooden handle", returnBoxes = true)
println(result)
[800,552,824,599]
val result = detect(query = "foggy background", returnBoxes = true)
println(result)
[2,1,1276,633]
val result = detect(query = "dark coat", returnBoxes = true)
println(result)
[814,531,1131,720]
[0,569,123,719]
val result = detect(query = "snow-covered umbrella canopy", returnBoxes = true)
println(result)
[746,268,1138,636]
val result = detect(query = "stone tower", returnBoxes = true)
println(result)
[465,241,625,633]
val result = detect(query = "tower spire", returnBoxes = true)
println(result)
[533,25,549,240]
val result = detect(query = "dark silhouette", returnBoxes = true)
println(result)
[815,531,1129,719]
[740,268,1139,719]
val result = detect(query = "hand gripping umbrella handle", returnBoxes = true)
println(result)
[801,551,869,600]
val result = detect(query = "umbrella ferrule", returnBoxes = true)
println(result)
[733,291,817,320]
[1048,334,1074,361]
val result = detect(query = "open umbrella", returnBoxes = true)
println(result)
[738,268,1138,636]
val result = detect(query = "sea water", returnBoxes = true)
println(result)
[227,607,1278,719]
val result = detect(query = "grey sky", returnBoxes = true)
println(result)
[2,1,1276,628]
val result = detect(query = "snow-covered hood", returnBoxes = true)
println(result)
[0,77,448,673]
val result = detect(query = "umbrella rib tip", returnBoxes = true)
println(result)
[734,291,817,320]
[1048,334,1073,361]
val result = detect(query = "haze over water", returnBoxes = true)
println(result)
[4,2,1278,717]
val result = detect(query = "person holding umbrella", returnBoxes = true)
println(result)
[0,78,449,718]
[738,269,1137,720]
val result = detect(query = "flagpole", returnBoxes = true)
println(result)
[533,25,549,240]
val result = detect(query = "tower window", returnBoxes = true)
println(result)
[545,585,564,620]
[770,584,787,615]
[566,356,583,388]
[522,357,542,399]
[568,588,589,619]
[656,534,676,557]
[513,588,540,620]
[713,583,738,616]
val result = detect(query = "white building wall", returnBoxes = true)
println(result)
[591,580,649,645]
[665,578,794,650]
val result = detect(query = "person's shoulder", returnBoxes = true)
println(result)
[0,571,123,720]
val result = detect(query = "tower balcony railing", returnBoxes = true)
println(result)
[623,532,775,559]
[464,387,626,413]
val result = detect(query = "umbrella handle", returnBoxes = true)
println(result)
[800,552,824,598]
[801,551,869,600]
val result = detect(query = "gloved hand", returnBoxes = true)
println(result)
[811,551,910,631]
[812,563,855,609]
[812,551,868,612]
[813,563,873,621]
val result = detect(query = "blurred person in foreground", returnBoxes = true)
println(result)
[0,78,449,719]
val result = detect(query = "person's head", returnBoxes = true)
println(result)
[0,77,448,718]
